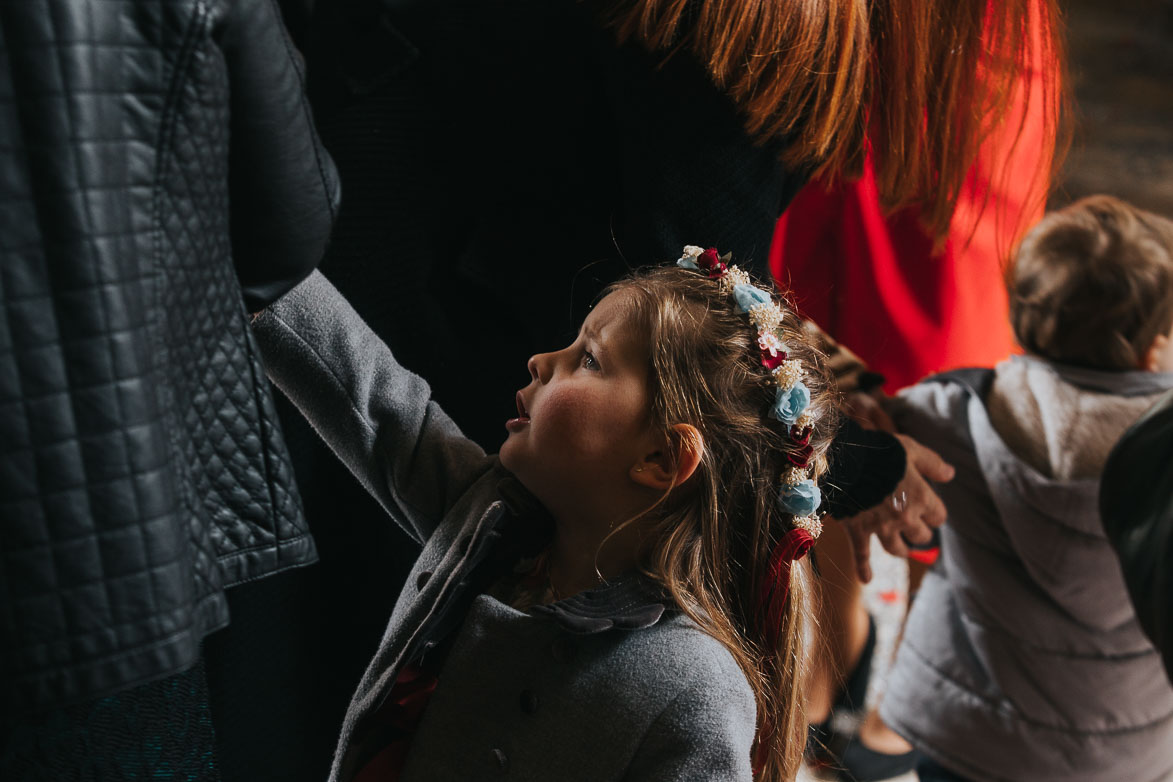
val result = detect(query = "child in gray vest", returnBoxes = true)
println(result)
[879,195,1173,781]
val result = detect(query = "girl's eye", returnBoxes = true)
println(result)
[581,351,599,370]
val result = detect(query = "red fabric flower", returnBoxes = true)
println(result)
[698,247,726,278]
[789,425,812,446]
[786,443,814,468]
[760,350,788,371]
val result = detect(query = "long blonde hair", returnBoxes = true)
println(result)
[611,266,839,781]
[597,0,1070,240]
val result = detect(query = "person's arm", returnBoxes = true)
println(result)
[217,0,342,311]
[803,320,954,581]
[253,271,494,545]
[826,421,953,582]
[833,381,978,583]
[823,418,907,520]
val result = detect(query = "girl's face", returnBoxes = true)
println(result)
[500,291,657,516]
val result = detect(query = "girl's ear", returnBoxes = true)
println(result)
[630,423,705,491]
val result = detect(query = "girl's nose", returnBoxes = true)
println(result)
[527,352,548,383]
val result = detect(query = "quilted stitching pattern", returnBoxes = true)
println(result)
[1,0,318,715]
[153,19,307,580]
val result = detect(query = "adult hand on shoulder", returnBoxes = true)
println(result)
[835,433,954,583]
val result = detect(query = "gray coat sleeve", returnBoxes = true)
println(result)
[253,270,494,544]
[622,677,756,782]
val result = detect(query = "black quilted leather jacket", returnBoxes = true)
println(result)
[0,0,340,715]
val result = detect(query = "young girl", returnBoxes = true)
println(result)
[254,248,838,781]
[878,196,1173,781]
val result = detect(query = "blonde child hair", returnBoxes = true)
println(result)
[608,262,838,779]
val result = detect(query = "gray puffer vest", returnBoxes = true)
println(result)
[880,356,1173,782]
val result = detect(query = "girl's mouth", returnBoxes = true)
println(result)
[506,391,531,432]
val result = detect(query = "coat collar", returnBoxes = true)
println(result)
[494,477,671,634]
[530,572,670,634]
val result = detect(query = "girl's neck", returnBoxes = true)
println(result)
[545,513,645,599]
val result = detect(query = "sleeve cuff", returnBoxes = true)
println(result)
[823,419,906,517]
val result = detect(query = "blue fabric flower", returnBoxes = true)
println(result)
[677,257,700,270]
[770,381,810,424]
[733,283,771,313]
[778,479,822,516]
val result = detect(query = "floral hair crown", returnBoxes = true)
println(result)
[676,246,822,634]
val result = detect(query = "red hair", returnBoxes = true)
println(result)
[600,0,1070,239]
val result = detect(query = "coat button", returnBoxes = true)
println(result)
[491,747,509,771]
[519,689,539,714]
[549,638,574,663]
[415,571,431,590]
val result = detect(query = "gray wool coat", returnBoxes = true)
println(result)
[254,271,757,782]
[880,356,1173,782]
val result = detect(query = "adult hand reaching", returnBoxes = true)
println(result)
[835,433,955,582]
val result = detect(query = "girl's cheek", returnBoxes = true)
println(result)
[539,389,608,448]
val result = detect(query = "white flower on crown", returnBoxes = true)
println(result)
[792,514,823,539]
[758,330,786,358]
[795,409,815,431]
[747,301,784,332]
[681,245,704,260]
[718,266,752,295]
[772,359,804,390]
[781,466,808,487]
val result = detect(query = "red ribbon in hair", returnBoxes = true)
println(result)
[758,528,815,648]
[752,527,815,775]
